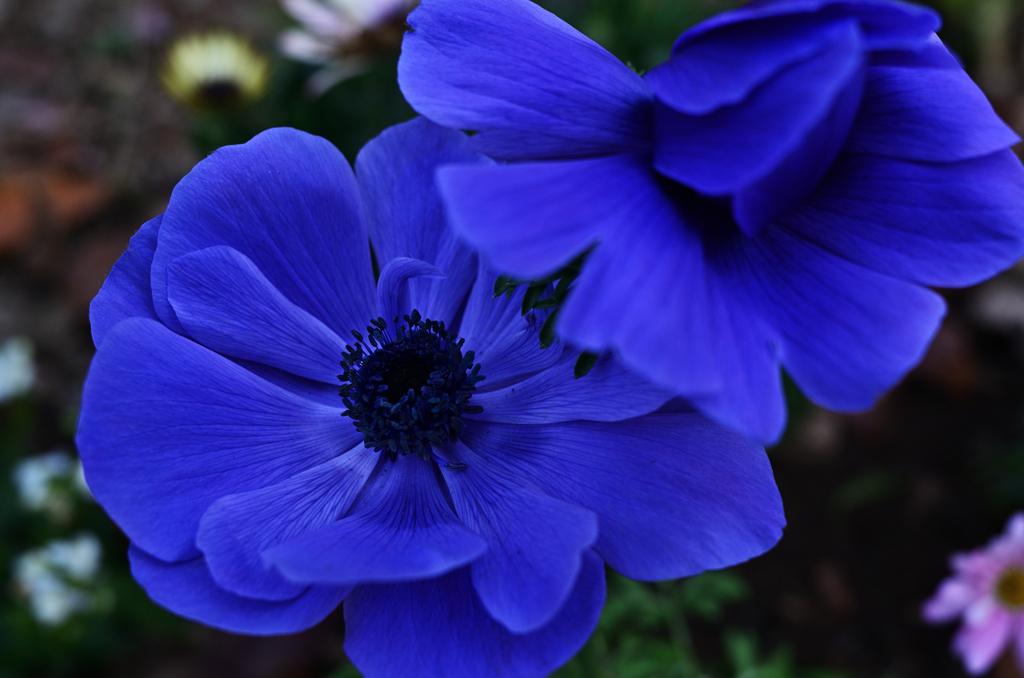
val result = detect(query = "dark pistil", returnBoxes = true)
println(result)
[339,311,485,461]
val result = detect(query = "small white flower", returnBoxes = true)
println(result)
[13,533,103,626]
[13,450,91,519]
[13,451,73,512]
[13,451,93,526]
[45,534,102,581]
[279,0,416,94]
[0,337,34,403]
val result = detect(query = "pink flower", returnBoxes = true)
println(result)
[924,513,1024,674]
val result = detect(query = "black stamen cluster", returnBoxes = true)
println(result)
[339,310,485,461]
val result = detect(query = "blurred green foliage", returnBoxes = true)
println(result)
[0,396,185,678]
[538,0,741,72]
[189,55,415,161]
[553,571,845,678]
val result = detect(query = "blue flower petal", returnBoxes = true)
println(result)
[722,226,946,413]
[438,157,620,280]
[470,351,672,425]
[77,318,356,562]
[686,283,786,445]
[676,0,939,54]
[551,177,720,396]
[461,415,784,581]
[262,455,487,585]
[782,150,1024,287]
[129,546,349,635]
[357,119,483,325]
[344,550,606,678]
[167,246,347,383]
[440,155,721,399]
[456,263,535,354]
[471,330,563,393]
[399,0,652,161]
[90,215,162,348]
[652,19,864,217]
[729,44,865,237]
[844,64,1020,162]
[455,262,563,389]
[869,34,960,69]
[152,127,376,339]
[646,14,857,116]
[433,441,597,633]
[195,449,377,602]
[229,359,346,409]
[375,257,446,334]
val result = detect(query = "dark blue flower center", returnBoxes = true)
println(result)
[339,310,484,461]
[655,173,737,242]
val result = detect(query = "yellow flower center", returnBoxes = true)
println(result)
[996,568,1024,608]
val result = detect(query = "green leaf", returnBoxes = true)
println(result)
[724,631,759,673]
[553,273,576,300]
[678,571,750,622]
[324,664,364,678]
[521,282,547,315]
[493,275,512,297]
[539,308,561,349]
[574,352,599,379]
[493,275,522,299]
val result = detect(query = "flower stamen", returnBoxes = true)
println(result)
[996,568,1024,609]
[339,310,484,461]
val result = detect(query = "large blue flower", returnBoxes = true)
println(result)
[398,0,1024,444]
[76,119,784,677]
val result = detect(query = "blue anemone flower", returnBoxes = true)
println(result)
[76,118,784,678]
[398,0,1024,444]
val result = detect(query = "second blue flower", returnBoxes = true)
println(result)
[399,0,1024,444]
